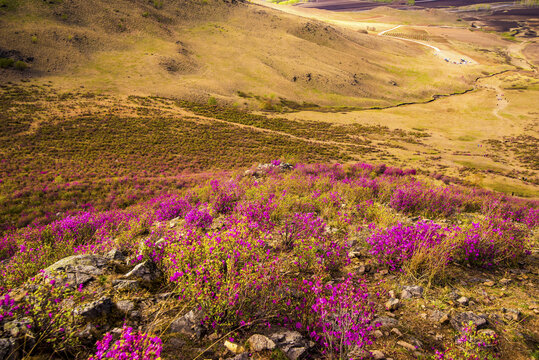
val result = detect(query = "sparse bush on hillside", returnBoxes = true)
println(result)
[14,60,27,70]
[0,57,14,68]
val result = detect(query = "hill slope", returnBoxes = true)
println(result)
[1,0,490,108]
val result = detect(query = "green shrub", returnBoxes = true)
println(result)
[0,57,14,68]
[14,61,28,71]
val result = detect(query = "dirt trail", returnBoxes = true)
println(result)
[477,82,508,120]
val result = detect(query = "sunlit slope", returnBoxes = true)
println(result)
[0,0,494,108]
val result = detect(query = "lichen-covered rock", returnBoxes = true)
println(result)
[0,338,18,360]
[44,254,109,287]
[170,308,205,339]
[450,312,487,333]
[75,296,116,320]
[373,316,398,329]
[247,334,276,352]
[401,285,423,299]
[123,261,162,284]
[269,330,310,360]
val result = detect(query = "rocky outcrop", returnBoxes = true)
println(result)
[44,254,109,287]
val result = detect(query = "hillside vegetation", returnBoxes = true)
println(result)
[0,0,538,359]
[0,162,537,360]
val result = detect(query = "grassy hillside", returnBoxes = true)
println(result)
[0,0,494,108]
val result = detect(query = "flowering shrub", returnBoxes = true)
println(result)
[390,182,463,218]
[154,195,192,221]
[433,322,498,360]
[366,221,450,270]
[163,225,279,329]
[280,212,327,249]
[88,325,162,360]
[451,217,528,267]
[310,275,375,359]
[184,207,213,229]
[0,292,17,321]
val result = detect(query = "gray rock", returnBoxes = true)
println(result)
[113,279,141,291]
[3,319,31,338]
[76,324,100,346]
[348,346,371,359]
[116,300,136,314]
[428,310,449,324]
[225,353,250,360]
[457,296,469,306]
[502,308,521,321]
[450,312,487,333]
[385,298,400,311]
[44,254,109,287]
[76,297,116,319]
[124,261,162,283]
[397,340,416,351]
[0,338,17,360]
[270,330,310,360]
[170,308,205,339]
[401,285,423,299]
[371,350,386,360]
[373,316,398,329]
[247,334,276,352]
[105,249,126,262]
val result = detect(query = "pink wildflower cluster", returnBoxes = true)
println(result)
[88,325,162,360]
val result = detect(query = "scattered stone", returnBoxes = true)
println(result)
[374,316,398,329]
[397,340,416,351]
[401,285,423,299]
[435,333,444,341]
[483,280,495,287]
[428,310,449,324]
[371,350,385,360]
[357,265,367,275]
[499,278,511,286]
[457,296,469,306]
[502,308,521,321]
[270,329,310,360]
[124,261,162,284]
[348,346,371,359]
[373,330,384,338]
[225,353,250,360]
[76,297,116,320]
[224,340,245,354]
[116,300,136,314]
[247,334,276,352]
[113,279,141,291]
[389,290,396,298]
[448,290,460,301]
[385,298,400,311]
[390,328,402,337]
[450,312,487,333]
[170,308,205,339]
